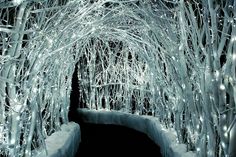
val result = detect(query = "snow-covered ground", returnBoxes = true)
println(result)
[77,109,196,157]
[32,109,196,157]
[33,122,81,157]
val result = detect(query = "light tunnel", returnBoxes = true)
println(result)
[0,0,236,157]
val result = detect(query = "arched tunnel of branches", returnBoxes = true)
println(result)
[0,0,236,157]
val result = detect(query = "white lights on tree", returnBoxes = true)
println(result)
[12,0,24,6]
[0,0,235,157]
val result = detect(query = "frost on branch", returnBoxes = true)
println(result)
[0,0,235,157]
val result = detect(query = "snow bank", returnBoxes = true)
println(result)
[77,109,196,157]
[33,122,81,157]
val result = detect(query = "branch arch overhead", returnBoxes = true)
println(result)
[0,0,235,157]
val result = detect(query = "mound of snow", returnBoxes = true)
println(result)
[33,122,81,157]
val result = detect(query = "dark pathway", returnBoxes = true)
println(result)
[75,123,162,157]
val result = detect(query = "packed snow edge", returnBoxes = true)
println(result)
[77,109,196,157]
[33,122,81,157]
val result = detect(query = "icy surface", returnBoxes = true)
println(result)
[77,109,196,157]
[33,122,81,157]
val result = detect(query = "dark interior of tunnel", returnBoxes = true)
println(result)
[75,123,162,157]
[69,62,82,121]
[69,63,162,156]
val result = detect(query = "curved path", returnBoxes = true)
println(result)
[76,123,162,156]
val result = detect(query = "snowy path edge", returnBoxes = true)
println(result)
[77,109,196,157]
[33,122,81,157]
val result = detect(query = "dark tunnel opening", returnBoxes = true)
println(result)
[69,63,163,156]
[69,62,80,121]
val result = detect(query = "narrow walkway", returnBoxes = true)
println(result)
[75,123,162,157]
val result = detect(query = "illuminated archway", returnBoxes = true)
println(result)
[0,0,235,157]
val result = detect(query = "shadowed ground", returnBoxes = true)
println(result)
[75,123,162,157]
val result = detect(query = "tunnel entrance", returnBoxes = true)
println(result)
[76,123,162,157]
[69,62,83,121]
